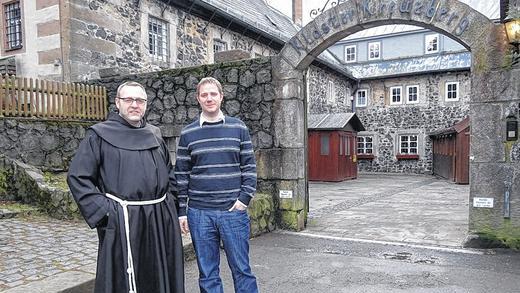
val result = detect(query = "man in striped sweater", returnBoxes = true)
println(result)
[175,77,258,293]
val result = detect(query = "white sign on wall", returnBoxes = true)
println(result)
[473,197,494,208]
[279,190,293,199]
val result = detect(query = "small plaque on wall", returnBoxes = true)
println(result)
[473,197,494,208]
[279,190,293,199]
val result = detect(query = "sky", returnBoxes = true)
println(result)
[265,0,326,25]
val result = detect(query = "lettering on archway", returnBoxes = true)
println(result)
[269,0,510,231]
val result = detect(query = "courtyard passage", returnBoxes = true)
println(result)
[306,173,469,247]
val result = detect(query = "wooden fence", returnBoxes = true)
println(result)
[0,75,107,120]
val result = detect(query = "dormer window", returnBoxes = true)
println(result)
[425,34,439,54]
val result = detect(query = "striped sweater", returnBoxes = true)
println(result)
[174,116,257,216]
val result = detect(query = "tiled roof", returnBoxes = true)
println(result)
[308,113,365,131]
[202,0,299,42]
[348,51,471,79]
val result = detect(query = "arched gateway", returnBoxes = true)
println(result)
[270,0,518,237]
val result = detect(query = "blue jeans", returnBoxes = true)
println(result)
[187,207,258,293]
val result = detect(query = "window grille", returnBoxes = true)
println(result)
[356,89,367,107]
[445,82,459,101]
[407,85,419,103]
[4,1,22,50]
[399,135,418,154]
[148,16,169,62]
[213,39,227,53]
[357,136,373,154]
[390,86,402,104]
[344,45,356,63]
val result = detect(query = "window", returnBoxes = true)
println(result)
[399,135,418,154]
[445,82,459,101]
[148,16,169,62]
[326,81,335,103]
[320,134,329,155]
[368,41,380,60]
[390,86,402,105]
[406,85,419,104]
[344,45,356,63]
[339,136,343,155]
[425,34,439,54]
[344,136,350,155]
[213,39,227,53]
[357,136,373,154]
[356,89,367,107]
[4,1,22,50]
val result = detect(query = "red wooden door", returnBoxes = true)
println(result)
[337,132,357,180]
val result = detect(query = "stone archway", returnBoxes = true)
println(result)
[271,0,517,234]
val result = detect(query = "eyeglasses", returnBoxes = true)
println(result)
[118,97,147,105]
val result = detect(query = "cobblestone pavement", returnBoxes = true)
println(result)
[0,217,97,291]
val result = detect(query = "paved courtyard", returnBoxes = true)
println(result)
[0,173,471,291]
[306,173,469,247]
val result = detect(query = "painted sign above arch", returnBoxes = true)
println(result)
[279,0,501,70]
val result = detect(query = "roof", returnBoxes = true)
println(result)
[201,0,299,42]
[169,0,355,79]
[429,117,470,137]
[349,51,471,79]
[308,113,365,131]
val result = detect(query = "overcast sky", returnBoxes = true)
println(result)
[265,0,328,24]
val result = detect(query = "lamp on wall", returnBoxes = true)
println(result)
[505,17,520,48]
[505,2,520,65]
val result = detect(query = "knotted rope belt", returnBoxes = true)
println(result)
[105,193,167,293]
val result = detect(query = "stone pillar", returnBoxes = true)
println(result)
[470,67,520,232]
[468,25,520,237]
[262,56,307,231]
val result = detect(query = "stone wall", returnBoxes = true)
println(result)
[355,71,471,174]
[92,57,275,156]
[0,118,92,171]
[69,0,277,81]
[92,57,280,219]
[307,65,355,114]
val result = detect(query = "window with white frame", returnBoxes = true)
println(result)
[406,85,419,103]
[399,135,418,154]
[213,39,227,53]
[368,41,380,60]
[445,82,459,101]
[148,16,169,62]
[357,136,373,154]
[356,89,367,107]
[344,45,356,63]
[390,86,402,105]
[425,34,439,54]
[3,1,23,50]
[326,80,335,103]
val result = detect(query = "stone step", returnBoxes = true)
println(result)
[0,201,40,219]
[0,208,18,219]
